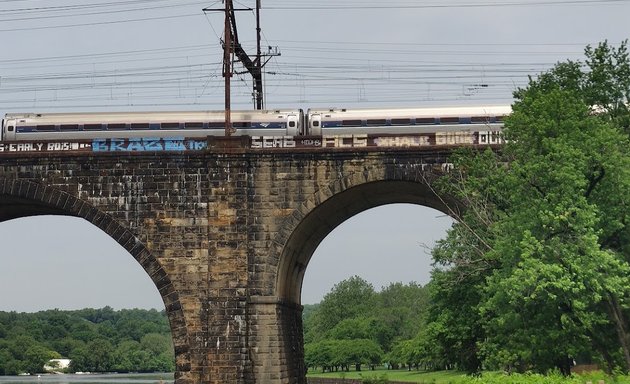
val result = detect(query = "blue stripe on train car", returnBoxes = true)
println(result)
[251,122,285,128]
[16,126,37,132]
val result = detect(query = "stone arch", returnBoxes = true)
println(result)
[273,164,458,305]
[0,178,191,380]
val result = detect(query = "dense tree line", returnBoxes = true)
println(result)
[0,307,174,375]
[303,276,430,372]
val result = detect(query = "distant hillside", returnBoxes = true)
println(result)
[0,307,174,375]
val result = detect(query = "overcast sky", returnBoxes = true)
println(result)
[0,0,628,312]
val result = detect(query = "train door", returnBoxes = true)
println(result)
[287,114,299,136]
[309,113,322,135]
[2,118,16,141]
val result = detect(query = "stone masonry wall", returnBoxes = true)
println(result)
[0,147,453,384]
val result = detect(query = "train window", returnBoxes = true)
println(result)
[495,116,505,122]
[233,122,251,128]
[84,124,103,131]
[208,122,224,128]
[439,117,460,124]
[161,122,180,129]
[471,116,490,124]
[342,119,362,127]
[36,125,56,132]
[131,123,150,129]
[312,120,320,127]
[8,126,14,132]
[367,119,387,126]
[184,122,203,129]
[289,121,296,128]
[60,124,79,131]
[107,123,127,130]
[391,118,411,125]
[415,118,435,125]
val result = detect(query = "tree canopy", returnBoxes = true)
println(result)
[421,40,630,374]
[0,307,174,375]
[303,277,431,372]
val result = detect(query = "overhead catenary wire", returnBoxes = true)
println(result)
[0,0,626,111]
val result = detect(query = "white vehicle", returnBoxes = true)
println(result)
[306,105,510,135]
[1,109,304,141]
[1,105,511,141]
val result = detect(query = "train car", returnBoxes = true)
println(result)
[306,105,511,136]
[1,109,304,141]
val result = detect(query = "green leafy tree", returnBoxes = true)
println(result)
[311,276,376,340]
[23,345,57,374]
[70,339,115,372]
[52,337,85,359]
[419,148,506,374]
[479,41,630,374]
[0,308,174,374]
[336,339,383,372]
[0,348,12,375]
[424,40,630,374]
[305,340,339,372]
[113,340,142,372]
[376,282,429,342]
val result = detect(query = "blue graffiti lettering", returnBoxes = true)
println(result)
[143,138,164,151]
[91,137,206,152]
[127,138,146,151]
[92,139,109,152]
[109,138,127,151]
[164,138,186,151]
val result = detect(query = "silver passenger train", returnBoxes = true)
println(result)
[0,106,511,141]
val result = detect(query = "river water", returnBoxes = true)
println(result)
[0,374,174,384]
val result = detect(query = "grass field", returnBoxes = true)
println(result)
[308,368,469,383]
[307,368,630,383]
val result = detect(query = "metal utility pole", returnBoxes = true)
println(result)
[204,1,280,116]
[222,0,233,135]
[255,0,263,109]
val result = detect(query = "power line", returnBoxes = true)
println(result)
[261,0,630,9]
[0,13,201,32]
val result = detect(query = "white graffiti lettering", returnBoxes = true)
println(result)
[478,130,503,144]
[299,138,322,147]
[251,136,296,148]
[436,131,474,145]
[441,163,455,172]
[47,142,73,151]
[0,142,92,153]
[374,136,430,147]
[322,135,368,148]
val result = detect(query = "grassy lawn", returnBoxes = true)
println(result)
[307,368,630,383]
[307,368,471,383]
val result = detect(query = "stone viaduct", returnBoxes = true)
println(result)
[0,135,471,383]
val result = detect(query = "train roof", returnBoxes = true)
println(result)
[4,109,301,122]
[307,105,512,117]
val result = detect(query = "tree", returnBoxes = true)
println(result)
[479,41,630,373]
[304,340,339,372]
[0,308,174,374]
[70,339,115,372]
[420,148,506,374]
[376,282,429,342]
[424,40,630,374]
[311,276,376,339]
[23,345,58,374]
[337,339,383,371]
